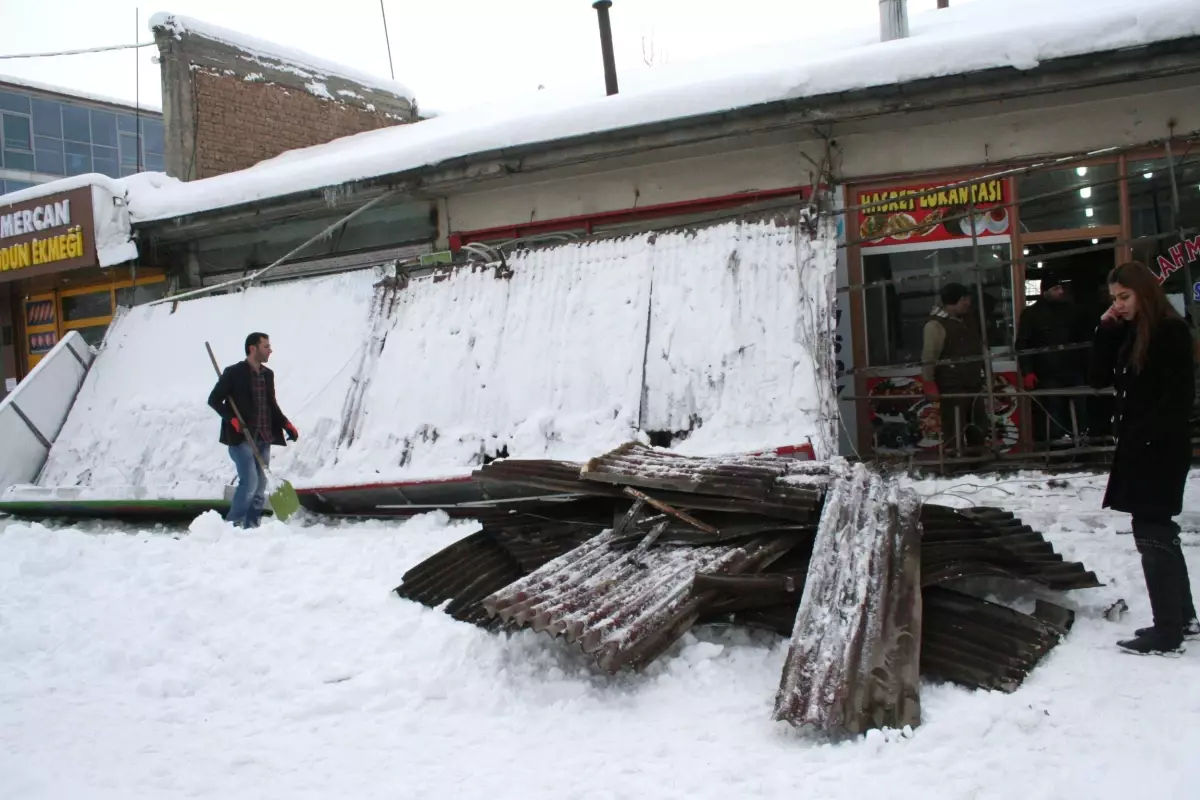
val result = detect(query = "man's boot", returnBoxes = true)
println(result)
[1120,531,1186,656]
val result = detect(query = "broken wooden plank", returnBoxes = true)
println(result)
[622,486,721,535]
[772,462,922,735]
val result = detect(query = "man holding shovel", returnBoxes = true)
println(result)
[207,332,298,527]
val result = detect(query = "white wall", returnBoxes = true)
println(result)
[445,78,1200,233]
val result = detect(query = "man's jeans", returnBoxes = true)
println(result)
[227,439,270,528]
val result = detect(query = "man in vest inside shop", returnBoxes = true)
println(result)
[922,283,986,457]
[207,332,298,528]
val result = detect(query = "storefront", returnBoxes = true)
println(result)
[846,138,1200,459]
[0,185,164,383]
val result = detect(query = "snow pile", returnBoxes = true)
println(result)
[2,476,1199,799]
[31,269,381,497]
[119,0,1199,221]
[19,217,836,498]
[149,12,415,102]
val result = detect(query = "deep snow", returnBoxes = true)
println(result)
[3,470,1200,799]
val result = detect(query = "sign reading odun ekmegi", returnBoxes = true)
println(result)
[0,186,98,282]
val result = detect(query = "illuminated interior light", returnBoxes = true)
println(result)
[1076,167,1088,177]
[1079,187,1092,199]
[1086,207,1095,218]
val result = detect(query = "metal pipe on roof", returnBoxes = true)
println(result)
[592,1,619,96]
[880,0,910,42]
[938,0,950,9]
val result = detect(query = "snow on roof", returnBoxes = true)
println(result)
[148,12,414,103]
[105,0,1200,223]
[0,73,162,115]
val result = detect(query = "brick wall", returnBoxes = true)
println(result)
[190,69,401,179]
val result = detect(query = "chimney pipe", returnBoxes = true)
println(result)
[938,0,949,8]
[879,0,909,42]
[593,0,619,96]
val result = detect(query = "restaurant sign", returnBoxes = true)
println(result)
[0,186,97,281]
[857,178,1011,247]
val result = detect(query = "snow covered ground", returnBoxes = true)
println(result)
[3,469,1200,799]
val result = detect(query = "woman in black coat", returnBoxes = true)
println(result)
[1090,261,1197,655]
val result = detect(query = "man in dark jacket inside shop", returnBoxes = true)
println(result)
[207,332,298,528]
[922,283,986,455]
[1016,276,1090,444]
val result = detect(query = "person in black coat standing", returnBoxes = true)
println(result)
[207,332,298,528]
[1089,261,1197,655]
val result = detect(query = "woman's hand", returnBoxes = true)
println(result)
[1100,304,1122,324]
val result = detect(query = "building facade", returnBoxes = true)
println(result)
[0,76,165,197]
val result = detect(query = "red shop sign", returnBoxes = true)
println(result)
[857,178,1011,247]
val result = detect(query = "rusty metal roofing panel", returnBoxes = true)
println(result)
[482,530,805,673]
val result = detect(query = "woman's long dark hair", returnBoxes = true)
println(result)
[1107,260,1197,372]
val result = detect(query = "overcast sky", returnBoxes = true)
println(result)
[1,0,964,113]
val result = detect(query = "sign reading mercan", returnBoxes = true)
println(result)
[0,186,98,279]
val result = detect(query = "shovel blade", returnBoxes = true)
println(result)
[267,479,302,521]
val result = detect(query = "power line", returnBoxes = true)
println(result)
[0,41,155,60]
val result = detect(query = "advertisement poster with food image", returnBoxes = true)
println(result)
[867,372,1021,454]
[857,177,1011,247]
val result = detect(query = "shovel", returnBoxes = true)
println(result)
[205,342,301,522]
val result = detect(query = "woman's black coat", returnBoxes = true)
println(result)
[1089,315,1195,518]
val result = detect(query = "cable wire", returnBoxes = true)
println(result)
[0,41,155,60]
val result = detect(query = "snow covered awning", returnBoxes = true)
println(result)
[0,175,137,277]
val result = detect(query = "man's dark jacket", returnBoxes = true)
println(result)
[207,361,292,447]
[1089,316,1195,517]
[1017,297,1087,380]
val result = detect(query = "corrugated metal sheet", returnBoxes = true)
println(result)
[482,530,805,673]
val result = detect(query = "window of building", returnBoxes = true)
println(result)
[3,113,32,151]
[1128,155,1200,301]
[31,99,61,137]
[864,244,1014,367]
[0,86,164,180]
[1018,164,1121,232]
[61,104,90,143]
[64,140,91,175]
[34,136,64,175]
[0,91,30,114]
[90,109,118,148]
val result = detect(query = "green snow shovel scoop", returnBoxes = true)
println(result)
[205,342,301,522]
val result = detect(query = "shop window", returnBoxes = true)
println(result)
[1128,154,1200,307]
[31,99,62,138]
[62,291,113,323]
[115,281,167,308]
[89,109,117,148]
[61,105,91,143]
[144,152,164,172]
[70,325,110,348]
[865,244,1013,368]
[1018,164,1120,232]
[0,91,30,114]
[3,113,32,151]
